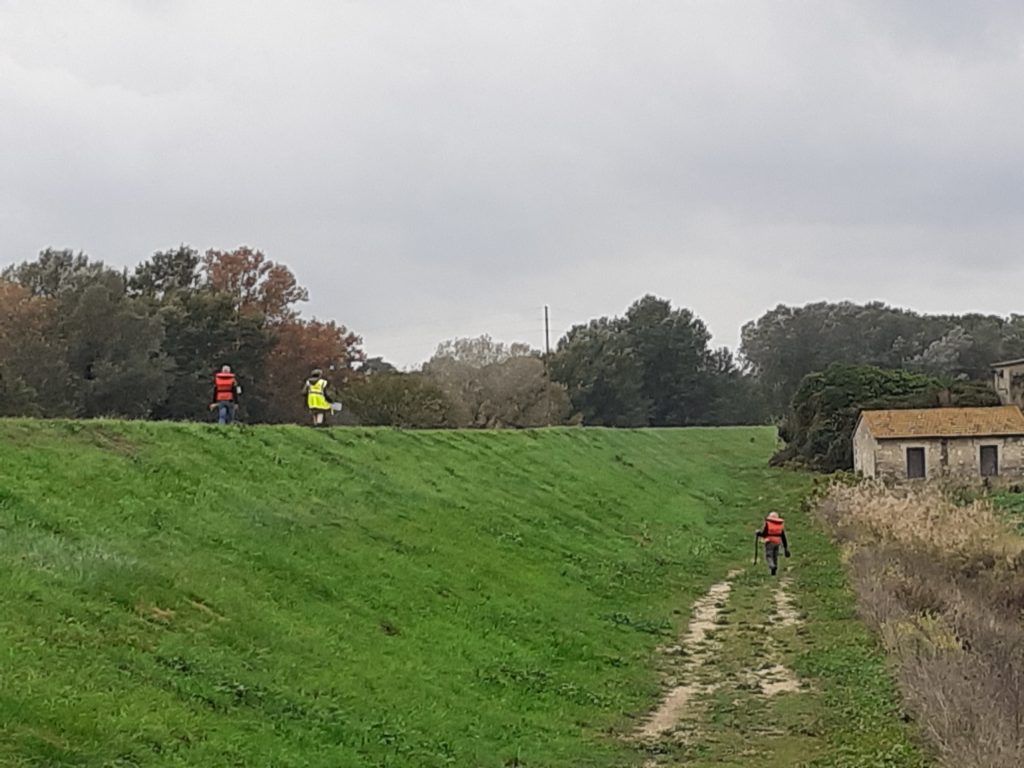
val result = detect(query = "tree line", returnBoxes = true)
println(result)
[772,364,999,472]
[2,246,1019,429]
[0,247,359,423]
[740,301,1024,414]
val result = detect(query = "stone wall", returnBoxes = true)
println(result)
[852,422,878,477]
[993,363,1024,407]
[872,436,1024,483]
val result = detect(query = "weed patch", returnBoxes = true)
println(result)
[819,482,1024,767]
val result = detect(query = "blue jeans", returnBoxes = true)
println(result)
[216,402,235,425]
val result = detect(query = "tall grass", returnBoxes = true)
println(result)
[818,482,1024,767]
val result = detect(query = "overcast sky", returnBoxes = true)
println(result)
[2,1,1023,366]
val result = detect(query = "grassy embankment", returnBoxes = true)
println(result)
[0,422,921,767]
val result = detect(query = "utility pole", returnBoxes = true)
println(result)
[544,305,551,357]
[544,305,552,426]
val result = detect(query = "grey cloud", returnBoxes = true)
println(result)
[1,1,1023,365]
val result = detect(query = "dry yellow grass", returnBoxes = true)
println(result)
[817,481,1024,768]
[824,481,1024,563]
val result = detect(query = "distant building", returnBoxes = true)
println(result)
[992,359,1024,407]
[853,406,1024,482]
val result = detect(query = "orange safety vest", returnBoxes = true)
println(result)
[764,517,785,545]
[214,372,237,402]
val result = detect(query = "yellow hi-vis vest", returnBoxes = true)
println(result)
[307,379,329,410]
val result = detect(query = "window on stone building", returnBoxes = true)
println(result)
[981,445,999,477]
[906,447,926,479]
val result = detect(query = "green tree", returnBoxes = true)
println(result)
[200,246,364,423]
[2,248,108,299]
[550,316,649,426]
[130,247,276,421]
[424,336,571,428]
[345,371,455,428]
[741,301,1024,416]
[625,296,718,426]
[551,295,739,426]
[128,245,202,299]
[774,364,1001,472]
[62,273,171,417]
[702,347,769,425]
[5,251,172,418]
[151,291,273,421]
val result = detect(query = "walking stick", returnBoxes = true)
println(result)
[753,534,759,565]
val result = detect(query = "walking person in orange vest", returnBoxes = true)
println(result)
[755,512,790,576]
[210,364,241,425]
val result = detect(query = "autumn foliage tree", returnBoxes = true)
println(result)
[126,246,273,420]
[203,247,308,322]
[0,280,68,416]
[0,245,363,423]
[199,247,363,422]
[263,319,364,423]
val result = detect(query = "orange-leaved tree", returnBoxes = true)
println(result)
[203,246,309,323]
[202,247,362,422]
[0,280,70,416]
[263,319,364,423]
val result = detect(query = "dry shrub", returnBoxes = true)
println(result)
[819,482,1024,768]
[822,482,1024,563]
[846,548,906,631]
[900,649,1024,766]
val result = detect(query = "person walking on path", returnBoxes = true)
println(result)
[303,368,333,427]
[210,365,241,425]
[755,512,790,576]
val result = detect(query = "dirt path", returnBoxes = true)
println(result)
[637,571,740,738]
[635,568,817,766]
[774,577,800,627]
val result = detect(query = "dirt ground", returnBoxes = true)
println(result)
[633,564,819,767]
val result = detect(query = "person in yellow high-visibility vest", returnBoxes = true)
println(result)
[302,369,333,427]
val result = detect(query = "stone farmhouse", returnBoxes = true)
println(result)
[992,358,1024,408]
[853,405,1024,482]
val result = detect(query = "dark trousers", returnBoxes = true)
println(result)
[765,542,780,574]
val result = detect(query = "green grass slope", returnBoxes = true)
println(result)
[0,423,918,767]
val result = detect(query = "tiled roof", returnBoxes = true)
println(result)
[858,406,1024,439]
